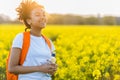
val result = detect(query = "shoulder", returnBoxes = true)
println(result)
[15,33,23,39]
[12,32,24,43]
[42,35,55,51]
[12,32,24,48]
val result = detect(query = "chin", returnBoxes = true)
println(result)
[42,26,46,29]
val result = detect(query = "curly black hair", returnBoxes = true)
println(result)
[16,0,44,31]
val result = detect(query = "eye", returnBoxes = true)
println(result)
[35,13,40,16]
[35,12,41,16]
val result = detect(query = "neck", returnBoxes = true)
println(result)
[30,28,42,37]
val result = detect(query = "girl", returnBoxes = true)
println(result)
[8,0,57,80]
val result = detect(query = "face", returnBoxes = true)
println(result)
[28,7,47,29]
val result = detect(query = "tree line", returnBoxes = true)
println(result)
[0,13,120,25]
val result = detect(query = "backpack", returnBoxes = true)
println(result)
[6,31,52,80]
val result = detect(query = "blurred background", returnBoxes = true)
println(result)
[0,0,120,25]
[1,0,120,80]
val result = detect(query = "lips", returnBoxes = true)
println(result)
[40,22,46,27]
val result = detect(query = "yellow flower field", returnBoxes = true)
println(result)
[0,24,120,80]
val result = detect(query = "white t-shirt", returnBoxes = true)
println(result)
[12,33,55,80]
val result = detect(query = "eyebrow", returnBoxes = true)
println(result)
[35,11,45,15]
[35,12,40,14]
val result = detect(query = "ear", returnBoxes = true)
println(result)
[26,18,32,25]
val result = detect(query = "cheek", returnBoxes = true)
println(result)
[41,17,47,22]
[31,18,39,23]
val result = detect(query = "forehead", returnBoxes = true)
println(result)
[31,7,45,14]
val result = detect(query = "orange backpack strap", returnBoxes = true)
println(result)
[6,31,30,80]
[19,31,30,65]
[42,34,52,51]
[20,32,52,64]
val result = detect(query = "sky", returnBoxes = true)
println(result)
[0,0,120,20]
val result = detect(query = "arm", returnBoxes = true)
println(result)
[8,48,57,75]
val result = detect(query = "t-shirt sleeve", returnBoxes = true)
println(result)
[12,33,23,49]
